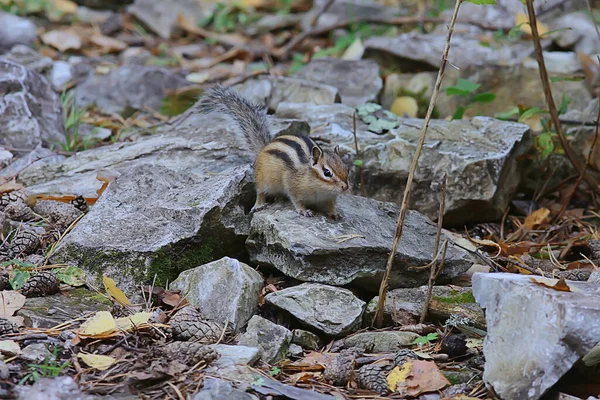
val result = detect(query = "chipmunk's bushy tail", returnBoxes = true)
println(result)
[197,84,272,153]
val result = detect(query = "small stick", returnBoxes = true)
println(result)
[374,0,463,328]
[525,0,600,194]
[309,0,336,27]
[352,112,366,197]
[420,174,447,324]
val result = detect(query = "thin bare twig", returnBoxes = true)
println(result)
[374,0,463,328]
[525,0,600,195]
[420,174,447,324]
[309,0,336,27]
[585,0,600,42]
[352,112,366,197]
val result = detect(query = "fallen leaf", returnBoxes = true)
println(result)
[115,312,152,330]
[54,266,86,287]
[523,208,550,230]
[89,34,128,53]
[78,311,117,337]
[387,363,412,392]
[515,13,549,37]
[393,360,450,396]
[468,237,501,256]
[78,353,117,371]
[530,276,575,292]
[391,96,419,118]
[0,340,20,356]
[41,30,82,52]
[341,37,364,60]
[103,276,132,306]
[52,0,78,13]
[0,178,25,194]
[0,291,26,317]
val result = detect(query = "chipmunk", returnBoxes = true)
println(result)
[198,85,349,219]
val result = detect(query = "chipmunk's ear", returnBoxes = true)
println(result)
[334,145,340,155]
[311,146,323,164]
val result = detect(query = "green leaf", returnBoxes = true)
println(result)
[426,332,439,341]
[9,270,30,290]
[353,159,363,167]
[519,107,546,121]
[446,78,481,97]
[495,106,520,120]
[558,94,571,115]
[540,27,572,38]
[54,266,86,287]
[550,75,585,83]
[508,23,526,38]
[464,0,497,4]
[536,131,555,158]
[268,366,281,376]
[451,106,466,120]
[472,92,496,103]
[445,87,471,97]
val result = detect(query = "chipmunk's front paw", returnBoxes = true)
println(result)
[250,204,268,214]
[299,209,314,217]
[328,212,343,221]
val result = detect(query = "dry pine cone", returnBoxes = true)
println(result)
[20,271,60,297]
[170,305,225,343]
[357,364,388,395]
[323,349,358,386]
[8,230,41,258]
[0,318,19,335]
[157,342,219,366]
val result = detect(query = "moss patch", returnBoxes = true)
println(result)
[433,290,476,304]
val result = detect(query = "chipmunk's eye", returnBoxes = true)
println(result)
[323,167,332,178]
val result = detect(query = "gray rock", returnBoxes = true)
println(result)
[75,6,114,24]
[127,0,216,39]
[589,269,600,284]
[331,331,419,353]
[276,102,531,225]
[523,52,581,75]
[288,344,303,358]
[208,344,260,369]
[0,45,53,73]
[51,61,74,91]
[364,286,484,328]
[294,58,382,106]
[234,76,340,111]
[0,12,36,52]
[306,0,395,29]
[292,329,321,350]
[247,196,473,292]
[552,11,600,54]
[50,164,254,295]
[265,283,365,337]
[238,315,292,364]
[18,288,112,328]
[75,66,190,114]
[472,272,600,400]
[0,60,66,150]
[21,343,53,363]
[170,257,263,331]
[0,147,13,168]
[0,147,61,180]
[15,376,97,400]
[192,378,258,400]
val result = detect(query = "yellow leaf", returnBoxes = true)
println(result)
[387,363,412,392]
[515,13,549,37]
[103,276,132,306]
[78,353,116,371]
[52,0,78,13]
[523,208,550,230]
[115,312,152,331]
[79,311,117,337]
[391,96,419,118]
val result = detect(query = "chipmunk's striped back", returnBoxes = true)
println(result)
[262,135,320,171]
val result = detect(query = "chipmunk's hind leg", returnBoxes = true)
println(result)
[250,192,268,213]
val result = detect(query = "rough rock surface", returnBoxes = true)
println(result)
[238,315,292,364]
[265,283,365,337]
[192,378,258,400]
[75,66,191,114]
[207,344,260,369]
[50,164,254,295]
[234,76,340,111]
[294,58,382,106]
[331,331,419,353]
[170,257,263,331]
[18,288,112,329]
[472,272,600,400]
[0,60,65,150]
[15,376,98,400]
[0,13,37,52]
[0,45,53,73]
[292,329,321,350]
[247,196,474,292]
[276,102,531,225]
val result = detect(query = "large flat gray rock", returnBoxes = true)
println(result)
[473,272,600,400]
[275,102,531,225]
[246,195,474,292]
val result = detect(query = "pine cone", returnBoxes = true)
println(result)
[32,200,83,230]
[20,271,60,297]
[170,306,225,343]
[4,201,34,221]
[70,196,88,213]
[0,272,9,291]
[0,318,19,335]
[0,191,27,211]
[158,342,219,366]
[8,230,40,257]
[393,349,418,367]
[357,364,388,395]
[323,349,358,386]
[0,247,9,263]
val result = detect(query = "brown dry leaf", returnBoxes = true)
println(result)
[0,291,26,317]
[392,360,450,396]
[469,237,501,256]
[89,34,128,53]
[78,353,117,371]
[288,371,316,385]
[0,178,24,194]
[530,276,574,292]
[577,51,600,90]
[96,170,119,198]
[103,276,132,306]
[115,312,152,330]
[41,30,82,52]
[498,241,543,257]
[522,208,550,230]
[292,351,336,369]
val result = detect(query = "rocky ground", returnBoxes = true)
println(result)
[1,0,600,399]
